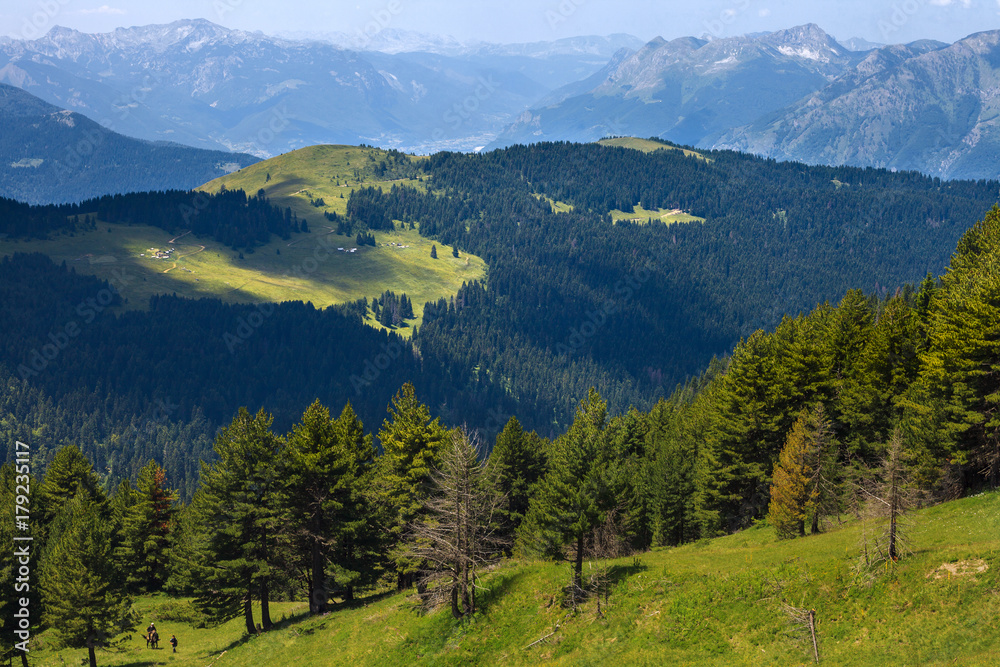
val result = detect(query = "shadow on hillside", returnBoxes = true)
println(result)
[607,558,647,586]
[476,570,527,612]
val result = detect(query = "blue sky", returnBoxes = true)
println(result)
[2,0,998,45]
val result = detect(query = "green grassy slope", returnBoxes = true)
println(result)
[597,136,709,161]
[197,144,427,224]
[1,145,486,333]
[30,491,1000,666]
[609,204,705,225]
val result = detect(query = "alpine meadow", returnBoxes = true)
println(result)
[3,5,1000,667]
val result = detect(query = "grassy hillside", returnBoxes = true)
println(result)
[597,136,708,161]
[609,204,704,225]
[29,491,1000,666]
[197,144,427,224]
[1,144,487,333]
[0,220,484,335]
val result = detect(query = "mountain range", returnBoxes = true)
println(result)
[0,20,639,156]
[489,24,1000,180]
[6,20,1000,183]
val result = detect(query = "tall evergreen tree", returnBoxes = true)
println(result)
[194,408,283,634]
[39,496,136,667]
[521,388,615,595]
[281,400,375,613]
[374,383,447,589]
[116,460,178,593]
[490,416,547,546]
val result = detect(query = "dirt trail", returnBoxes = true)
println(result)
[162,245,205,272]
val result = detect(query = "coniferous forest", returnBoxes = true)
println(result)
[2,140,1000,663]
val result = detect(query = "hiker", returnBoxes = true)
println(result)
[170,634,178,653]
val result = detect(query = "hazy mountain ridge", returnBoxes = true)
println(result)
[489,23,866,149]
[0,20,637,156]
[714,30,1000,179]
[489,24,1000,179]
[0,83,258,204]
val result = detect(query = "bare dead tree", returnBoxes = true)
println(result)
[405,428,507,618]
[780,601,820,663]
[855,428,917,576]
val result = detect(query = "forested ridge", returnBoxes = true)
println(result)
[3,139,1000,664]
[1,140,998,496]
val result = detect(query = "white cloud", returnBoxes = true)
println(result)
[758,8,772,17]
[77,5,126,15]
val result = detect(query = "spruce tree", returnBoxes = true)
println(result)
[116,461,178,593]
[39,496,136,667]
[374,383,447,589]
[430,245,438,259]
[281,401,375,614]
[491,416,547,545]
[37,445,106,535]
[521,388,614,596]
[194,408,283,634]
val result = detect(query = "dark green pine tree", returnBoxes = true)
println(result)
[116,461,178,593]
[281,400,375,614]
[374,383,447,590]
[328,403,380,600]
[490,417,548,548]
[520,388,615,596]
[430,245,438,259]
[37,445,107,539]
[194,408,283,635]
[39,496,136,667]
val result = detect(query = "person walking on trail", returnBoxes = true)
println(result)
[170,634,178,653]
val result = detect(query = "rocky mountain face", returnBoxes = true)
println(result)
[0,83,258,204]
[0,20,639,156]
[489,24,864,149]
[714,31,1000,180]
[489,25,1000,180]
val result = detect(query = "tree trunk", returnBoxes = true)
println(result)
[88,644,97,667]
[797,519,805,537]
[21,651,29,667]
[261,579,273,630]
[311,540,326,614]
[811,511,820,535]
[450,585,462,619]
[244,589,256,636]
[574,533,585,598]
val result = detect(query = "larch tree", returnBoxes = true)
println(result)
[768,404,837,539]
